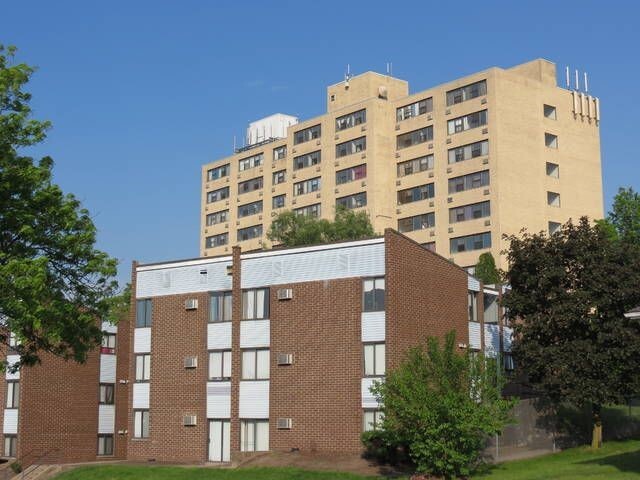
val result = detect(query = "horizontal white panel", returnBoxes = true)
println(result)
[361,378,382,408]
[134,328,151,353]
[132,383,150,409]
[100,355,117,383]
[468,322,481,350]
[98,405,115,434]
[208,322,232,350]
[361,312,385,342]
[503,326,513,352]
[240,320,270,348]
[241,242,385,289]
[101,321,117,334]
[239,381,269,419]
[484,324,500,358]
[3,409,18,434]
[468,275,481,292]
[207,381,231,419]
[137,259,232,298]
[5,355,20,380]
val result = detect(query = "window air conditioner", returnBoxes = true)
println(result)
[183,415,197,426]
[185,299,198,310]
[277,353,293,365]
[277,288,293,300]
[184,356,198,369]
[277,418,292,429]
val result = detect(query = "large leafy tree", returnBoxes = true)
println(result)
[597,187,640,245]
[502,217,640,448]
[0,45,117,368]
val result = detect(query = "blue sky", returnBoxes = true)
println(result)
[4,0,639,287]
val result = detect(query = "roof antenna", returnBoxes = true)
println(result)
[345,64,352,81]
[565,66,570,89]
[584,72,589,93]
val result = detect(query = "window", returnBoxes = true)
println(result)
[240,420,269,452]
[363,410,384,432]
[447,110,488,134]
[293,177,321,196]
[546,162,559,178]
[548,221,561,234]
[135,354,151,382]
[422,242,436,252]
[396,126,433,150]
[293,124,321,144]
[273,145,287,161]
[448,170,490,194]
[448,140,489,164]
[449,201,491,223]
[210,291,232,323]
[547,191,560,207]
[238,177,263,195]
[363,343,385,376]
[136,299,152,328]
[237,225,262,242]
[272,194,286,209]
[468,292,478,322]
[206,209,229,226]
[450,232,492,253]
[336,164,367,185]
[207,164,230,182]
[545,133,558,149]
[396,98,432,122]
[206,233,229,248]
[396,155,433,177]
[336,136,366,158]
[238,153,264,171]
[336,109,366,131]
[6,381,19,408]
[504,353,515,371]
[99,384,114,405]
[101,333,116,354]
[484,294,499,323]
[294,203,321,218]
[242,288,269,320]
[272,170,286,185]
[336,192,367,209]
[363,277,385,312]
[133,410,150,438]
[238,200,263,218]
[446,80,487,105]
[544,104,557,120]
[4,435,17,457]
[397,183,435,205]
[293,150,321,170]
[206,186,230,204]
[97,434,114,456]
[209,350,232,380]
[242,349,270,380]
[397,213,435,233]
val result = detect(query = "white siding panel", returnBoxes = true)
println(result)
[132,383,150,409]
[134,328,151,353]
[101,321,117,334]
[5,355,20,380]
[207,381,231,419]
[239,381,269,418]
[468,322,482,350]
[136,260,232,298]
[98,405,115,434]
[240,320,270,348]
[208,322,232,350]
[99,355,117,383]
[241,242,385,289]
[3,409,18,434]
[503,326,513,352]
[361,377,382,408]
[484,324,500,358]
[361,312,385,342]
[468,275,481,292]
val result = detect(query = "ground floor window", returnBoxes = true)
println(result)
[4,435,17,457]
[133,410,150,438]
[240,419,269,452]
[363,410,384,432]
[97,434,114,455]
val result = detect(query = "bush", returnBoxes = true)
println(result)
[361,429,408,465]
[10,461,22,473]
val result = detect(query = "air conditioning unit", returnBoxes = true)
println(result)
[277,418,292,429]
[277,353,293,365]
[277,288,293,300]
[184,356,198,368]
[183,415,197,426]
[185,299,198,310]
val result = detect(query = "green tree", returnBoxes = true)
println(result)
[597,187,640,245]
[502,217,640,448]
[0,45,117,369]
[365,331,515,478]
[474,252,500,284]
[267,205,375,247]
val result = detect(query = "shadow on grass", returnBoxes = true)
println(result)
[578,449,640,473]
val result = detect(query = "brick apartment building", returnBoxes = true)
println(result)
[1,230,512,465]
